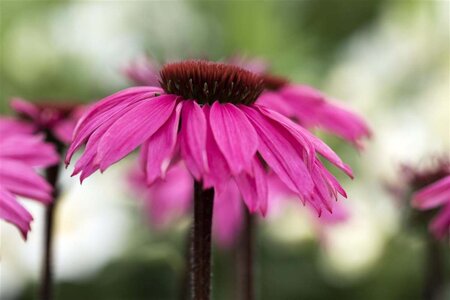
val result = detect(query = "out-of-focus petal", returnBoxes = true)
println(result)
[0,159,52,203]
[413,176,450,209]
[213,180,242,248]
[0,187,33,239]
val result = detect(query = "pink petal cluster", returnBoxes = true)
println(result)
[258,85,371,148]
[11,98,84,144]
[412,175,450,239]
[67,83,352,219]
[0,118,59,238]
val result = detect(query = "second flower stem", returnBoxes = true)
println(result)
[191,181,214,300]
[40,162,60,300]
[237,209,255,300]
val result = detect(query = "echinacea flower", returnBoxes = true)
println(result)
[67,60,353,218]
[257,74,371,148]
[413,175,450,239]
[392,157,450,239]
[0,118,59,238]
[11,98,84,144]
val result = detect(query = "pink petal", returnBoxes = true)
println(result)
[0,117,35,137]
[430,203,450,239]
[213,180,243,248]
[202,105,231,189]
[209,102,258,174]
[142,102,182,184]
[10,98,40,120]
[179,100,209,180]
[145,164,193,229]
[257,105,353,178]
[234,158,268,215]
[0,187,33,239]
[96,95,177,171]
[413,176,450,209]
[0,135,59,167]
[278,85,371,146]
[0,159,53,203]
[66,87,162,164]
[241,106,314,198]
[53,119,77,144]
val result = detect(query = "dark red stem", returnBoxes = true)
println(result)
[190,181,214,300]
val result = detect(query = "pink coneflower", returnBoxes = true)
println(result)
[257,74,371,148]
[68,60,353,299]
[413,175,450,239]
[68,60,351,215]
[0,118,59,239]
[11,98,84,144]
[394,157,450,239]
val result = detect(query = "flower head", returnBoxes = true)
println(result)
[0,118,59,238]
[392,157,450,239]
[11,98,84,144]
[67,60,352,217]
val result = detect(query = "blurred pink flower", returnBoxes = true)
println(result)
[68,60,352,220]
[0,118,59,239]
[128,162,243,248]
[258,77,371,148]
[11,98,84,144]
[129,162,193,230]
[413,176,450,239]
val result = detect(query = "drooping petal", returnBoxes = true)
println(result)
[202,105,230,189]
[413,176,450,209]
[234,158,268,215]
[212,180,243,248]
[179,100,209,180]
[10,98,40,120]
[277,85,371,146]
[209,102,258,174]
[0,187,33,239]
[142,102,182,184]
[257,104,353,177]
[0,117,35,137]
[66,87,163,164]
[0,135,59,167]
[430,203,450,239]
[96,95,177,171]
[241,106,314,198]
[0,159,52,203]
[53,119,77,144]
